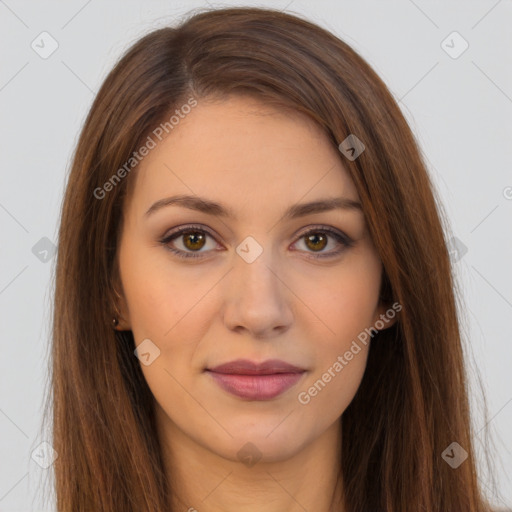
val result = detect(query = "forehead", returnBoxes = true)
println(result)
[126,95,359,218]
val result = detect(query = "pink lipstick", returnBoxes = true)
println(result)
[205,359,306,400]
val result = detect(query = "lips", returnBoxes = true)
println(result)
[208,358,305,375]
[205,359,306,400]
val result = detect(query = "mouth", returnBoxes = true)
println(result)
[205,359,306,401]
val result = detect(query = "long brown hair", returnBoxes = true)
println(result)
[41,6,498,511]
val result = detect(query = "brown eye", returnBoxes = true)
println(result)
[304,232,328,252]
[292,226,354,259]
[161,224,353,261]
[182,231,207,251]
[160,226,219,260]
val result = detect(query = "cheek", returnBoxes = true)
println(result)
[296,288,373,423]
[119,237,206,338]
[294,250,380,410]
[119,241,221,396]
[298,248,382,346]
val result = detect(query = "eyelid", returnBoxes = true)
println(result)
[160,224,221,258]
[162,223,218,241]
[290,224,354,257]
[159,223,353,260]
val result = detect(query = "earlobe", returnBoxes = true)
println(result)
[373,299,399,332]
[111,282,131,331]
[112,313,131,331]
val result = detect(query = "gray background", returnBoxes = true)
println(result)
[0,0,511,510]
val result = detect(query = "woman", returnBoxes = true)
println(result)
[43,6,498,511]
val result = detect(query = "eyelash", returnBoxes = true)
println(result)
[159,224,354,261]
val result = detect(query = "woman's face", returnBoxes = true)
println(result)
[116,94,392,463]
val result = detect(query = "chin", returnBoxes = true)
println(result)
[210,420,311,464]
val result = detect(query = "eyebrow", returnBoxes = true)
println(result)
[145,194,363,221]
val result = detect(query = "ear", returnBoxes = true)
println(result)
[112,275,131,331]
[371,298,400,332]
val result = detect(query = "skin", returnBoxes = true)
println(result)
[115,94,396,512]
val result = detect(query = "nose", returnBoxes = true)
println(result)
[222,246,294,339]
